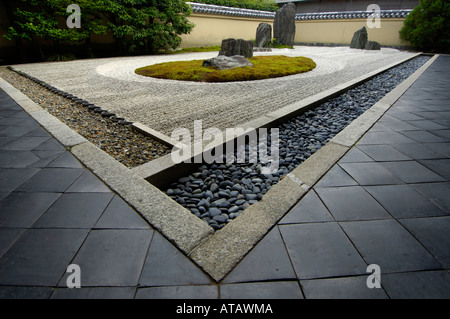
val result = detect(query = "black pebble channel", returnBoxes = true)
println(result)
[164,55,431,231]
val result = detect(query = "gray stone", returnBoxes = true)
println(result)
[350,26,368,49]
[365,41,381,50]
[219,38,254,58]
[209,207,222,217]
[202,55,254,71]
[273,3,296,47]
[256,23,272,48]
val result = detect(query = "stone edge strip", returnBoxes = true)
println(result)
[0,53,438,283]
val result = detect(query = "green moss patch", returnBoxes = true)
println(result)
[135,55,316,82]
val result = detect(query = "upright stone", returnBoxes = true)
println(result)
[219,38,253,58]
[365,40,381,50]
[273,3,296,47]
[256,23,272,48]
[350,26,368,49]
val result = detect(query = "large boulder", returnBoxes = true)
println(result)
[273,3,296,47]
[350,26,368,49]
[365,40,381,50]
[256,23,272,48]
[219,38,253,58]
[203,55,254,70]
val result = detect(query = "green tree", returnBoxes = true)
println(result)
[102,0,195,55]
[399,0,450,53]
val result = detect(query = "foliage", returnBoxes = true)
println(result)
[399,0,450,53]
[135,55,316,82]
[193,0,279,12]
[3,0,195,60]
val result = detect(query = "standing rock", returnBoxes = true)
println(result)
[219,38,253,58]
[350,26,368,49]
[365,40,381,50]
[273,3,296,47]
[256,23,272,48]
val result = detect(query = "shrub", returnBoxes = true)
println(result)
[399,0,450,53]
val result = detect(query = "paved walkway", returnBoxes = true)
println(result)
[0,55,449,299]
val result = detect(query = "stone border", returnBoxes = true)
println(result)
[0,53,438,282]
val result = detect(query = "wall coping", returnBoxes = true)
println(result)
[187,2,411,20]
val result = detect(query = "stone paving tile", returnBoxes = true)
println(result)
[58,229,153,287]
[300,276,389,299]
[390,143,446,160]
[0,228,89,286]
[411,182,450,213]
[222,227,297,283]
[339,219,442,273]
[220,281,303,299]
[15,168,85,193]
[399,216,450,269]
[279,190,334,224]
[418,159,450,180]
[279,222,368,279]
[50,287,136,299]
[0,286,53,299]
[315,165,358,187]
[139,232,212,287]
[357,144,411,162]
[135,285,218,299]
[379,161,446,183]
[381,271,450,299]
[338,162,403,186]
[315,186,391,221]
[364,185,446,219]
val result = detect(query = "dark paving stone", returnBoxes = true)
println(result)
[399,216,450,268]
[301,276,388,299]
[0,150,40,168]
[220,281,303,299]
[0,228,89,286]
[0,168,40,192]
[51,287,136,299]
[400,130,447,143]
[0,192,61,228]
[136,285,218,299]
[46,151,83,168]
[66,170,111,193]
[358,131,418,145]
[279,222,367,279]
[358,144,411,162]
[32,193,114,229]
[315,165,358,187]
[364,185,446,219]
[15,168,85,193]
[425,142,450,158]
[382,271,450,299]
[315,186,391,221]
[411,111,450,121]
[387,110,425,121]
[340,219,441,273]
[377,117,420,132]
[339,162,403,186]
[222,228,296,283]
[0,229,25,258]
[279,190,334,224]
[32,138,66,151]
[418,159,450,180]
[58,229,152,287]
[390,143,446,160]
[340,147,374,163]
[407,120,448,131]
[0,124,42,138]
[94,195,151,229]
[412,182,450,213]
[380,161,446,183]
[0,136,50,150]
[139,232,211,287]
[430,130,450,141]
[0,286,53,299]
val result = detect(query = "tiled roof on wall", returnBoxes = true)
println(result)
[187,2,412,20]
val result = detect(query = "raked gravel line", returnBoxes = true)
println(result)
[12,46,417,138]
